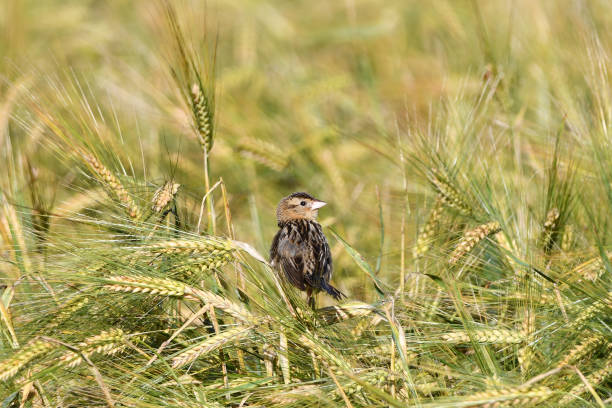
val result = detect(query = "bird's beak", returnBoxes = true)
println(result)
[311,200,327,210]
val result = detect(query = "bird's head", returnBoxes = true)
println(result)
[276,192,327,224]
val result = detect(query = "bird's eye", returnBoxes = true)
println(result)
[300,201,306,206]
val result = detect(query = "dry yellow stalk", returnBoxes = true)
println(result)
[190,83,214,153]
[0,339,54,381]
[414,195,444,258]
[81,152,141,219]
[441,329,525,344]
[427,168,472,216]
[449,222,501,264]
[172,326,252,368]
[507,292,559,305]
[151,181,180,213]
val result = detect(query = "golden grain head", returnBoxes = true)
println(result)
[59,328,131,368]
[103,275,197,300]
[414,195,444,258]
[557,333,605,368]
[465,385,552,408]
[172,326,252,368]
[0,339,54,381]
[80,152,142,219]
[427,168,472,216]
[190,82,214,153]
[559,361,612,404]
[441,329,525,344]
[152,181,180,213]
[449,221,501,264]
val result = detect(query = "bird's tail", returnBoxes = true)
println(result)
[321,281,346,300]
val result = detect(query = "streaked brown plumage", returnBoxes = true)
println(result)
[270,192,345,307]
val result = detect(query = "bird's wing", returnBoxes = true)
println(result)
[272,225,307,290]
[306,222,332,286]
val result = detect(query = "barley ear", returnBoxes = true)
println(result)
[449,222,501,265]
[414,195,444,258]
[152,181,180,213]
[541,207,560,254]
[79,151,142,220]
[427,168,473,216]
[172,326,252,368]
[441,329,525,344]
[0,339,54,381]
[190,82,214,153]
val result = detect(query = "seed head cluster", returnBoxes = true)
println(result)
[449,221,501,264]
[427,168,473,216]
[190,83,214,153]
[441,329,525,344]
[81,152,141,219]
[414,195,444,258]
[152,181,180,213]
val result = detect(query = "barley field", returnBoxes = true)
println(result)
[0,1,611,407]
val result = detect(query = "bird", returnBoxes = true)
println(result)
[270,192,345,308]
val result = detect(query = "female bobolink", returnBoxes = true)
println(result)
[270,192,345,308]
